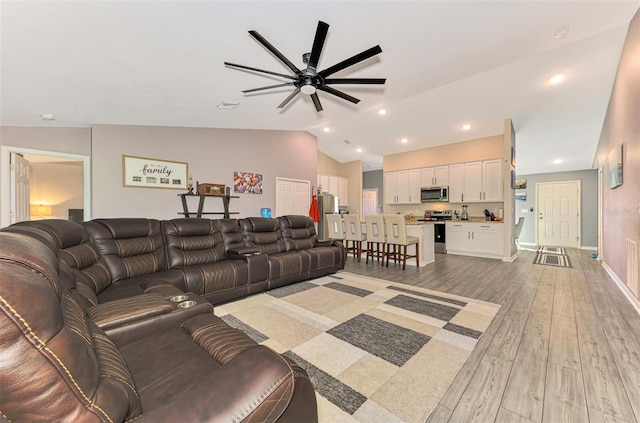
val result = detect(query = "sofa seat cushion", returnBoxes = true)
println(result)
[97,269,186,303]
[266,251,311,288]
[305,246,343,271]
[118,313,297,423]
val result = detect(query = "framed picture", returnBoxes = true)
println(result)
[608,144,623,189]
[515,179,527,189]
[515,190,527,201]
[122,155,188,189]
[234,171,263,194]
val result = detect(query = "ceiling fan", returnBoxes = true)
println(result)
[224,21,386,112]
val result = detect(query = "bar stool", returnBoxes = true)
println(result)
[364,214,387,264]
[343,214,366,262]
[325,214,345,246]
[384,214,419,270]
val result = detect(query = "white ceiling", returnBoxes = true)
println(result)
[1,1,638,175]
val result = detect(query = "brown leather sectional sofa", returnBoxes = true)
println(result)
[0,215,344,422]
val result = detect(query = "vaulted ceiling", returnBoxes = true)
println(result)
[1,1,638,174]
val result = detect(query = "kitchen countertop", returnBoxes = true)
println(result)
[448,219,504,224]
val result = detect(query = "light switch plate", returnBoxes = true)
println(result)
[521,209,529,213]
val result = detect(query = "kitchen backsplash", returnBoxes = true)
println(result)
[385,202,504,219]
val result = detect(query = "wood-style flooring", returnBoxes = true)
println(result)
[343,247,640,423]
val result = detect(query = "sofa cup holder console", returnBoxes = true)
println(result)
[177,300,197,309]
[170,295,189,302]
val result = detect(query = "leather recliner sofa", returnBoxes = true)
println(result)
[0,215,342,422]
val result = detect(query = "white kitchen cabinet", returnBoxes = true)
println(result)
[421,165,449,187]
[448,159,502,203]
[463,161,483,202]
[445,222,504,259]
[385,171,399,204]
[448,164,465,203]
[408,169,421,204]
[482,159,503,202]
[385,169,421,204]
[338,177,349,207]
[317,174,349,206]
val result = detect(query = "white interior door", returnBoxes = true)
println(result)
[9,153,31,224]
[275,177,310,218]
[362,189,378,215]
[536,180,580,247]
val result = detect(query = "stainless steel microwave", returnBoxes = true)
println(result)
[421,186,449,202]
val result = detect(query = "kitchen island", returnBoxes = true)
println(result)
[404,222,436,267]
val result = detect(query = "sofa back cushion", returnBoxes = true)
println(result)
[4,220,106,307]
[239,217,286,255]
[278,215,318,251]
[163,219,227,267]
[85,218,167,282]
[219,218,244,251]
[0,232,141,422]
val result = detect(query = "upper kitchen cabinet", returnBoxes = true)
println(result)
[317,174,349,207]
[385,169,421,204]
[449,159,503,203]
[421,165,449,187]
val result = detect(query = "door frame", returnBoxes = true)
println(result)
[534,179,581,248]
[1,146,92,228]
[362,188,379,215]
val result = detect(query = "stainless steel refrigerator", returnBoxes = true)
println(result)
[317,193,338,241]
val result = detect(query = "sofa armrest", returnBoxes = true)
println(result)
[227,247,260,258]
[87,293,174,330]
[315,240,333,248]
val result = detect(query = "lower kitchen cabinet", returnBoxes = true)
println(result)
[446,222,504,259]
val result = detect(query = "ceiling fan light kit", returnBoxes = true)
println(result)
[224,21,386,112]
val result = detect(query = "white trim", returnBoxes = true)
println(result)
[580,246,598,251]
[602,261,640,317]
[502,253,518,263]
[1,146,91,228]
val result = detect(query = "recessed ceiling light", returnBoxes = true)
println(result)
[323,127,330,133]
[554,25,571,39]
[549,74,565,84]
[401,138,408,144]
[553,158,563,164]
[378,109,387,116]
[40,114,55,121]
[217,102,239,109]
[356,147,363,153]
[462,124,471,130]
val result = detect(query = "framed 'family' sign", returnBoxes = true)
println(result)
[122,155,188,189]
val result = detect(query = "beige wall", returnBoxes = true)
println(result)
[91,125,317,219]
[0,126,91,156]
[594,9,640,299]
[383,134,503,171]
[317,150,363,214]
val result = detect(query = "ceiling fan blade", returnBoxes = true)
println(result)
[224,62,295,80]
[310,93,323,112]
[324,78,386,85]
[318,45,383,78]
[242,83,294,93]
[318,86,360,104]
[277,88,301,109]
[307,21,329,71]
[249,30,301,74]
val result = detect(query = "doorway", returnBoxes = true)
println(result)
[1,146,91,228]
[535,180,581,248]
[362,188,378,215]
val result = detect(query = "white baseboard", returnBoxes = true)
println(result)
[581,245,598,251]
[602,261,640,317]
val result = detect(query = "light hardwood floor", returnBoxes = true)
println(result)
[343,247,640,423]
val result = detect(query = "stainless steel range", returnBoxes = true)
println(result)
[418,210,453,253]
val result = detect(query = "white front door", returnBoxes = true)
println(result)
[275,177,310,218]
[362,189,378,215]
[536,180,580,248]
[10,153,31,224]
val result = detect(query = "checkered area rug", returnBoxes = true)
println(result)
[534,246,572,268]
[215,272,501,423]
